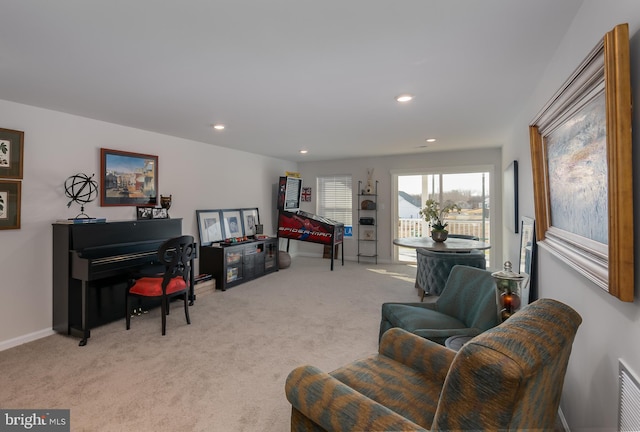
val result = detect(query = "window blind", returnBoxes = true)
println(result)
[317,175,352,225]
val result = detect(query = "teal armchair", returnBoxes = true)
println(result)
[415,247,486,299]
[380,265,498,344]
[285,299,582,432]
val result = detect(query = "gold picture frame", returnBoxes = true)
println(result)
[529,24,633,302]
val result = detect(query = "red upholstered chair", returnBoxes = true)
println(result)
[126,235,196,335]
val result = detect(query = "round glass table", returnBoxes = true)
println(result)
[393,236,491,252]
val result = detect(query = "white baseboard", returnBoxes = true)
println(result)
[288,252,394,264]
[558,407,570,432]
[0,328,55,352]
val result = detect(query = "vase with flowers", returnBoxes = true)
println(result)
[419,199,461,242]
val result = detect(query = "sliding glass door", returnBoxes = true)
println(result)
[394,169,492,265]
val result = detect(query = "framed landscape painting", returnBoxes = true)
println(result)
[529,24,633,302]
[100,148,158,206]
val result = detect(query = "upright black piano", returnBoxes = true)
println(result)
[52,219,183,346]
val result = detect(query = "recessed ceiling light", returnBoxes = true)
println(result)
[299,150,308,154]
[426,138,436,142]
[395,94,413,102]
[213,124,225,130]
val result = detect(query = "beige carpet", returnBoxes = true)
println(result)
[0,257,420,432]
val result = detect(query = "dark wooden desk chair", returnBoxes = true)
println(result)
[126,235,196,335]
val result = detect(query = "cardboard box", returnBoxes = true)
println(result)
[194,278,215,296]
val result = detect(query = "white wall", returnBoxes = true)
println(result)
[502,1,640,430]
[298,148,503,268]
[5,3,640,424]
[0,99,297,349]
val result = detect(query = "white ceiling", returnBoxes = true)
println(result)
[0,0,583,162]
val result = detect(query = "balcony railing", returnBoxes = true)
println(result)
[397,218,492,265]
[397,218,490,242]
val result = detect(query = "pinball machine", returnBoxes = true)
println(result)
[276,176,344,270]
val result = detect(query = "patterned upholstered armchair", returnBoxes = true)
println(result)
[381,265,499,345]
[285,298,581,432]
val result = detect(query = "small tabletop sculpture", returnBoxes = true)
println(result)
[365,168,374,194]
[64,173,99,219]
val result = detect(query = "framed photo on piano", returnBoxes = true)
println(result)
[100,148,158,207]
[136,206,152,220]
[152,208,168,219]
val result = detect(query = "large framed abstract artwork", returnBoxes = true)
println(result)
[100,148,158,207]
[529,24,633,302]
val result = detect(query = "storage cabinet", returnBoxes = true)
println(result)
[199,238,278,290]
[264,239,278,272]
[357,180,378,263]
